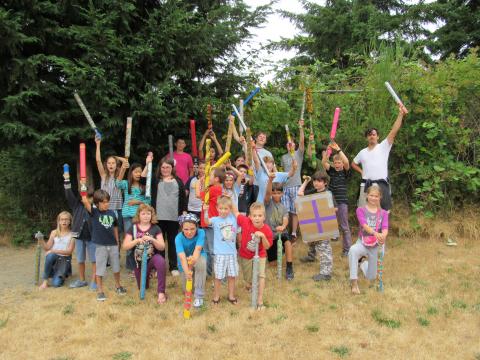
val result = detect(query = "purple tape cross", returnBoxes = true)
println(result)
[299,199,336,233]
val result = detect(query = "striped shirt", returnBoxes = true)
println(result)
[116,180,150,218]
[326,168,349,205]
[101,176,123,210]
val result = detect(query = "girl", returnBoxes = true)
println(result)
[185,161,205,219]
[198,129,224,165]
[348,184,389,295]
[122,204,167,304]
[145,156,187,276]
[39,211,75,289]
[175,213,207,308]
[95,135,126,230]
[116,163,150,271]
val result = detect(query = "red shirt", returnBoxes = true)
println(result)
[237,214,273,259]
[200,185,222,228]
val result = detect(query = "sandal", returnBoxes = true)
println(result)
[227,297,238,305]
[256,304,265,311]
[212,298,220,305]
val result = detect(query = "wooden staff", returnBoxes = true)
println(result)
[139,225,148,300]
[145,152,153,198]
[183,260,193,319]
[277,233,282,280]
[285,124,295,157]
[203,139,212,202]
[306,88,316,167]
[377,244,384,292]
[225,116,234,153]
[73,92,102,138]
[34,231,44,285]
[251,235,259,309]
[125,117,132,159]
[246,128,254,176]
[207,104,213,130]
[79,143,87,196]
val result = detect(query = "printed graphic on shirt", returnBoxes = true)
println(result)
[99,214,115,229]
[220,222,236,242]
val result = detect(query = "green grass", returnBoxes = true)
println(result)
[112,352,132,360]
[271,314,287,324]
[305,324,319,333]
[207,324,217,333]
[0,317,8,329]
[62,304,74,316]
[371,310,401,328]
[417,317,430,327]
[427,306,438,315]
[451,300,467,309]
[331,345,350,358]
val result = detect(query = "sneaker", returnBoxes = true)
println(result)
[69,279,88,288]
[171,270,180,277]
[446,238,457,246]
[286,267,294,281]
[193,298,204,308]
[89,282,97,291]
[300,255,315,263]
[331,237,339,242]
[312,273,331,282]
[115,286,127,295]
[96,292,106,301]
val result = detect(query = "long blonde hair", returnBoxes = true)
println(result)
[55,211,72,237]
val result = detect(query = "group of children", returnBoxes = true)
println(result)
[38,117,390,306]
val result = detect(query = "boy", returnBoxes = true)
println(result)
[197,167,225,276]
[82,189,126,301]
[185,161,205,219]
[63,171,97,290]
[234,202,273,309]
[322,143,352,256]
[203,196,239,304]
[264,175,294,280]
[297,172,335,281]
[235,164,258,215]
[173,137,194,185]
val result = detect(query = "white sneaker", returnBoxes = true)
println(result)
[193,298,204,308]
[171,270,180,277]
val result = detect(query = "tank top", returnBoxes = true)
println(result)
[51,232,73,256]
[101,176,123,210]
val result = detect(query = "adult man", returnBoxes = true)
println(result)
[173,138,193,185]
[280,119,305,241]
[351,105,408,210]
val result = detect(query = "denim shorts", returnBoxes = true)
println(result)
[75,239,96,263]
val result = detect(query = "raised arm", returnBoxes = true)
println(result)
[81,194,92,213]
[321,149,330,171]
[141,152,153,178]
[287,159,298,178]
[264,172,276,204]
[297,176,311,196]
[307,133,314,158]
[198,129,209,160]
[387,104,408,145]
[298,119,305,152]
[330,142,350,170]
[210,131,224,157]
[116,157,129,180]
[95,135,106,179]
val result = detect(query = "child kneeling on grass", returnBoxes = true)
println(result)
[175,213,207,308]
[122,204,167,304]
[349,184,388,295]
[82,189,126,301]
[234,202,273,309]
[39,211,75,289]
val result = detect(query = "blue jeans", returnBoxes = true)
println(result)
[43,253,67,287]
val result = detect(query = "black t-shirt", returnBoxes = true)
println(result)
[304,188,337,206]
[326,168,349,205]
[126,224,163,255]
[237,183,259,214]
[90,207,118,246]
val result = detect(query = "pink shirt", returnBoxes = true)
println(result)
[173,152,193,185]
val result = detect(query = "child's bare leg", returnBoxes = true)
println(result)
[90,263,96,282]
[113,272,121,288]
[39,280,48,289]
[78,263,86,281]
[291,213,299,236]
[227,277,236,300]
[351,279,360,295]
[285,241,293,262]
[257,278,265,306]
[96,275,104,293]
[213,278,221,301]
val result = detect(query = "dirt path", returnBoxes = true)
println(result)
[0,245,36,291]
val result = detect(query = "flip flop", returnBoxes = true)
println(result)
[212,298,220,305]
[227,297,238,305]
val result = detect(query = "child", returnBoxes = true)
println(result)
[349,185,389,295]
[298,172,334,281]
[222,170,239,207]
[173,137,194,185]
[204,196,239,304]
[95,135,125,233]
[185,161,205,219]
[63,170,96,290]
[234,202,273,309]
[39,211,75,289]
[116,162,149,271]
[82,190,126,301]
[280,119,305,242]
[264,176,294,280]
[253,152,297,204]
[197,167,225,276]
[175,213,207,308]
[322,143,352,256]
[198,129,224,164]
[236,164,258,216]
[122,204,167,304]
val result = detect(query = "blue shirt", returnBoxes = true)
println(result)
[255,170,289,203]
[211,214,238,255]
[175,229,207,273]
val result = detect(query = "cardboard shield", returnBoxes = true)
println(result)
[295,192,339,243]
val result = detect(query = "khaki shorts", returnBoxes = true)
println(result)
[239,257,266,284]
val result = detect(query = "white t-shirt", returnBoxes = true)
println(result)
[353,139,392,180]
[51,233,73,256]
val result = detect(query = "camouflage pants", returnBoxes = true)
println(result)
[309,240,333,276]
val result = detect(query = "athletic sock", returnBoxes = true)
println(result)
[286,261,293,269]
